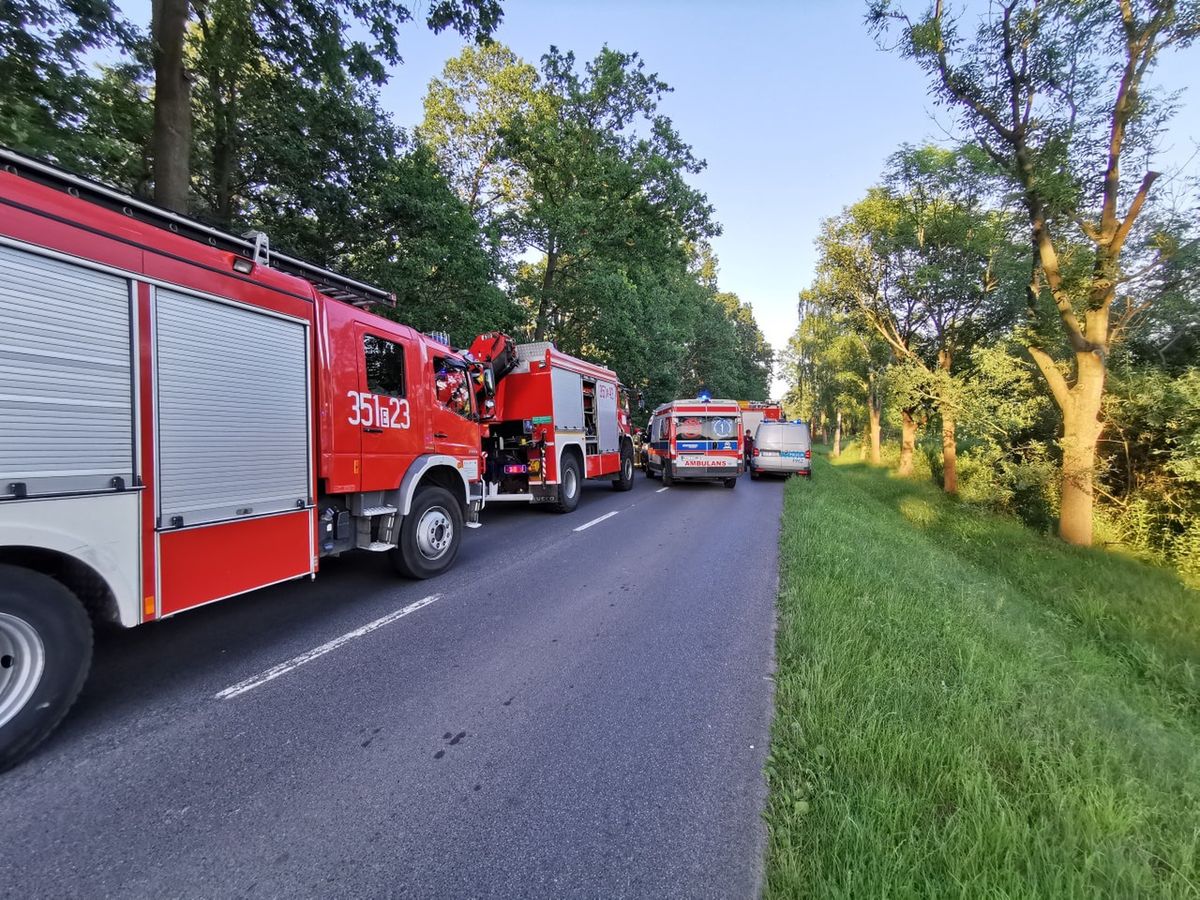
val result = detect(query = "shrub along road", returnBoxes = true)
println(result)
[765,453,1200,898]
[1,474,782,899]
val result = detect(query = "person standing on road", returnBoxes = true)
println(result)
[744,426,755,470]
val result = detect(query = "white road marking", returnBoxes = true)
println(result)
[656,487,670,493]
[573,510,620,532]
[215,594,442,699]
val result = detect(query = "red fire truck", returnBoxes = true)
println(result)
[469,334,636,511]
[737,400,784,438]
[0,150,505,768]
[643,397,744,488]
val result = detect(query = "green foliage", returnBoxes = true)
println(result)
[1101,366,1200,573]
[0,0,139,162]
[766,455,1200,897]
[419,43,772,405]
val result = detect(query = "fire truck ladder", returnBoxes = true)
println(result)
[0,146,395,309]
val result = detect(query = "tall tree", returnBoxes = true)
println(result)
[150,0,502,211]
[418,42,542,221]
[810,149,1023,486]
[870,0,1200,542]
[500,46,719,342]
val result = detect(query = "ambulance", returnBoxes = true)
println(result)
[642,396,744,488]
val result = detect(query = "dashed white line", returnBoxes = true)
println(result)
[215,594,442,699]
[573,510,620,532]
[655,487,670,493]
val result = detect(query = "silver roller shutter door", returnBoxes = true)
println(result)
[155,290,310,527]
[0,244,134,498]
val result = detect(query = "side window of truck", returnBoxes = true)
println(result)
[364,335,406,397]
[433,357,473,419]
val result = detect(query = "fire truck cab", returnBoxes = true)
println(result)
[0,149,481,769]
[469,335,635,512]
[643,397,744,488]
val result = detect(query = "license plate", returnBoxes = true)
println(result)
[758,449,779,457]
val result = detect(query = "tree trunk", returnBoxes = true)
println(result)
[533,242,557,341]
[1058,351,1106,546]
[868,401,881,465]
[151,0,192,213]
[941,414,958,494]
[938,349,957,494]
[832,409,842,458]
[898,409,917,476]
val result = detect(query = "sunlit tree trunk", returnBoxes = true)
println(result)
[868,370,882,465]
[898,409,918,476]
[832,409,842,458]
[938,349,957,494]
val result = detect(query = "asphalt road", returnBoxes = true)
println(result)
[1,471,784,900]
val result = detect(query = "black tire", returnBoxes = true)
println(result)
[613,444,635,492]
[554,452,582,513]
[724,477,738,489]
[662,466,674,487]
[0,565,92,773]
[644,457,657,478]
[750,468,760,480]
[390,486,464,579]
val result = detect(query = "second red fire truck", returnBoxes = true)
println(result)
[0,150,631,770]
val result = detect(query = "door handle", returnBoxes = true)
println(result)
[363,427,384,434]
[434,431,449,439]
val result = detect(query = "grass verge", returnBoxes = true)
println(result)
[764,453,1200,898]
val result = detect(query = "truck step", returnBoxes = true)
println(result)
[362,541,396,552]
[360,505,398,517]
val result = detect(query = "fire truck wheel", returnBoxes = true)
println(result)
[724,477,738,489]
[613,445,635,492]
[554,453,582,513]
[0,565,92,773]
[390,487,463,579]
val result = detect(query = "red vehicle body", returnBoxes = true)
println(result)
[737,400,784,439]
[469,335,636,512]
[0,150,489,768]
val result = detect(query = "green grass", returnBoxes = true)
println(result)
[764,452,1200,899]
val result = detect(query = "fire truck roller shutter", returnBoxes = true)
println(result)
[0,244,134,498]
[155,290,310,527]
[596,380,620,454]
[551,368,584,432]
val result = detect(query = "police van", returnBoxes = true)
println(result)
[643,396,744,488]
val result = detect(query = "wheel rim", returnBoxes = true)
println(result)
[623,457,633,481]
[415,506,454,561]
[0,613,45,730]
[564,466,578,499]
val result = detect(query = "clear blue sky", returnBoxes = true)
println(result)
[116,0,1200,396]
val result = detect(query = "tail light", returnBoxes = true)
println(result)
[805,449,811,458]
[753,448,760,457]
